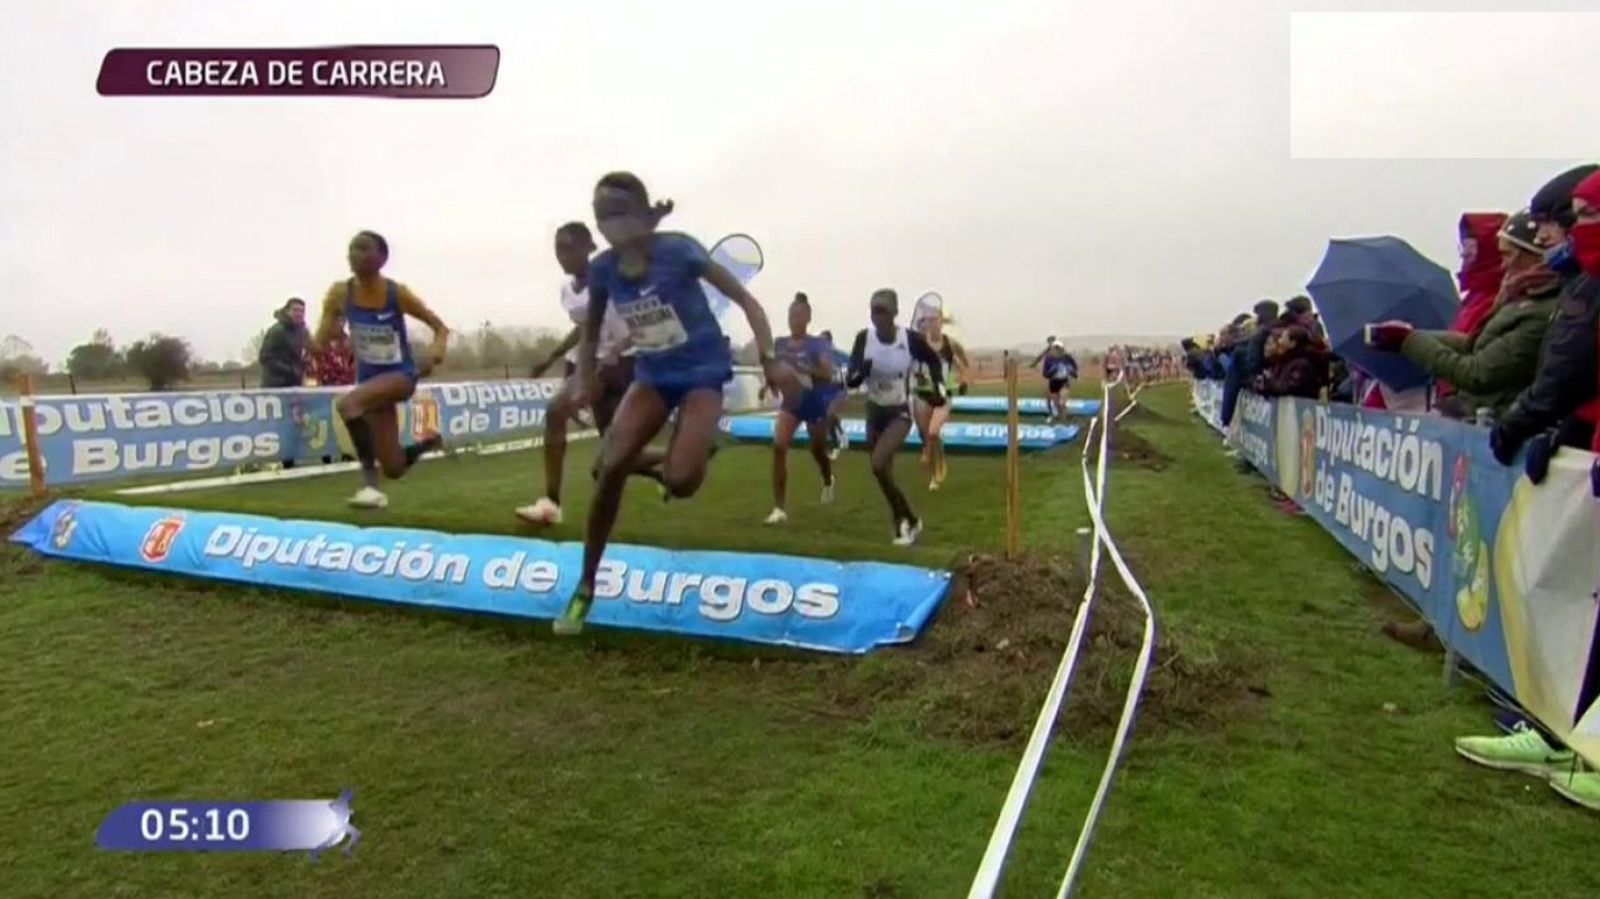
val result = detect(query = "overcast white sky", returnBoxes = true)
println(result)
[1,0,1596,364]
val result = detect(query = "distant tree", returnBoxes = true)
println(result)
[476,320,513,370]
[124,334,193,391]
[242,328,268,366]
[0,334,48,383]
[66,328,125,380]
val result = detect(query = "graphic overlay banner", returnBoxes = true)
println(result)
[97,45,499,98]
[1190,381,1600,765]
[949,396,1101,417]
[719,415,1080,451]
[12,502,951,655]
[97,790,359,860]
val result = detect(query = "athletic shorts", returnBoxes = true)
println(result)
[784,388,835,425]
[635,356,734,412]
[865,401,911,435]
[1048,377,1070,394]
[355,363,418,398]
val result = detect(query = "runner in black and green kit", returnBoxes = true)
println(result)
[910,309,969,491]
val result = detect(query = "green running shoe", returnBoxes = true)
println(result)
[1549,766,1600,812]
[553,589,593,636]
[1454,724,1574,777]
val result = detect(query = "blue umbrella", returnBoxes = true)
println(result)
[1306,236,1460,392]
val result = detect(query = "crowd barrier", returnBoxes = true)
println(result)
[1191,381,1600,766]
[0,370,769,489]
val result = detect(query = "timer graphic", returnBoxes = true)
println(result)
[96,789,359,860]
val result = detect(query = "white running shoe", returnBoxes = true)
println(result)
[764,508,789,525]
[893,518,922,546]
[827,446,842,461]
[347,486,388,510]
[821,478,836,504]
[515,497,563,525]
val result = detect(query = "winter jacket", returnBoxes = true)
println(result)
[258,308,308,388]
[1400,280,1562,419]
[1494,272,1600,448]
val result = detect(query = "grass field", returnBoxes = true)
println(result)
[2,384,1595,899]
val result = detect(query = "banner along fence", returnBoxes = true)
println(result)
[1,370,770,489]
[1191,380,1600,767]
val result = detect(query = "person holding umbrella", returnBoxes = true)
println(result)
[1364,211,1562,422]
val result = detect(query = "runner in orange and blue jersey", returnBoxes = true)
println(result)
[311,230,450,510]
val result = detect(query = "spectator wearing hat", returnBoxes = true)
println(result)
[1487,164,1600,472]
[1367,210,1563,421]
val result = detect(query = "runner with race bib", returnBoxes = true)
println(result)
[312,230,451,510]
[763,293,838,525]
[554,171,800,636]
[846,289,947,546]
[516,222,666,526]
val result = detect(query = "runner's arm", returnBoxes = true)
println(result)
[577,283,608,387]
[311,283,343,350]
[702,263,775,361]
[396,284,450,364]
[845,330,870,388]
[534,326,581,377]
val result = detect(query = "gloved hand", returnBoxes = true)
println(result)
[928,388,948,408]
[1365,321,1414,352]
[1489,424,1520,466]
[1523,429,1560,485]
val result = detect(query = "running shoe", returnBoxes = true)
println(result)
[764,508,788,525]
[821,477,836,504]
[1454,723,1574,777]
[1549,764,1600,812]
[553,588,593,636]
[515,498,562,525]
[347,486,389,510]
[893,517,923,547]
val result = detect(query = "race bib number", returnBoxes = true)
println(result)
[868,372,906,406]
[351,322,403,365]
[620,296,689,353]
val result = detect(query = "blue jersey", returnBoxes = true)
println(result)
[345,279,415,383]
[589,233,730,384]
[775,334,831,390]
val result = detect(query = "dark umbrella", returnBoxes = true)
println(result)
[1306,236,1460,392]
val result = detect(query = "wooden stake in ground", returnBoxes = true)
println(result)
[18,374,46,496]
[1004,354,1021,560]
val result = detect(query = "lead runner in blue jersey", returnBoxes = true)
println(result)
[762,293,838,525]
[555,171,801,636]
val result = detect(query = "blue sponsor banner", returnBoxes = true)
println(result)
[11,501,951,655]
[719,415,1079,451]
[949,396,1101,417]
[0,380,569,489]
[1190,382,1600,756]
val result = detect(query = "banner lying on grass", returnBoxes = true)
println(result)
[0,371,769,489]
[950,396,1102,417]
[10,501,950,655]
[1191,380,1600,765]
[719,415,1080,451]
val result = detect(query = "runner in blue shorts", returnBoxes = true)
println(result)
[311,230,451,510]
[764,293,838,524]
[555,171,799,636]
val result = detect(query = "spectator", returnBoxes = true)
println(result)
[1488,163,1600,474]
[1221,300,1278,427]
[1253,326,1325,399]
[1366,211,1561,421]
[307,308,356,388]
[259,297,309,389]
[1451,213,1512,338]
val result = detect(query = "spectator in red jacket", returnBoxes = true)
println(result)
[308,309,356,387]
